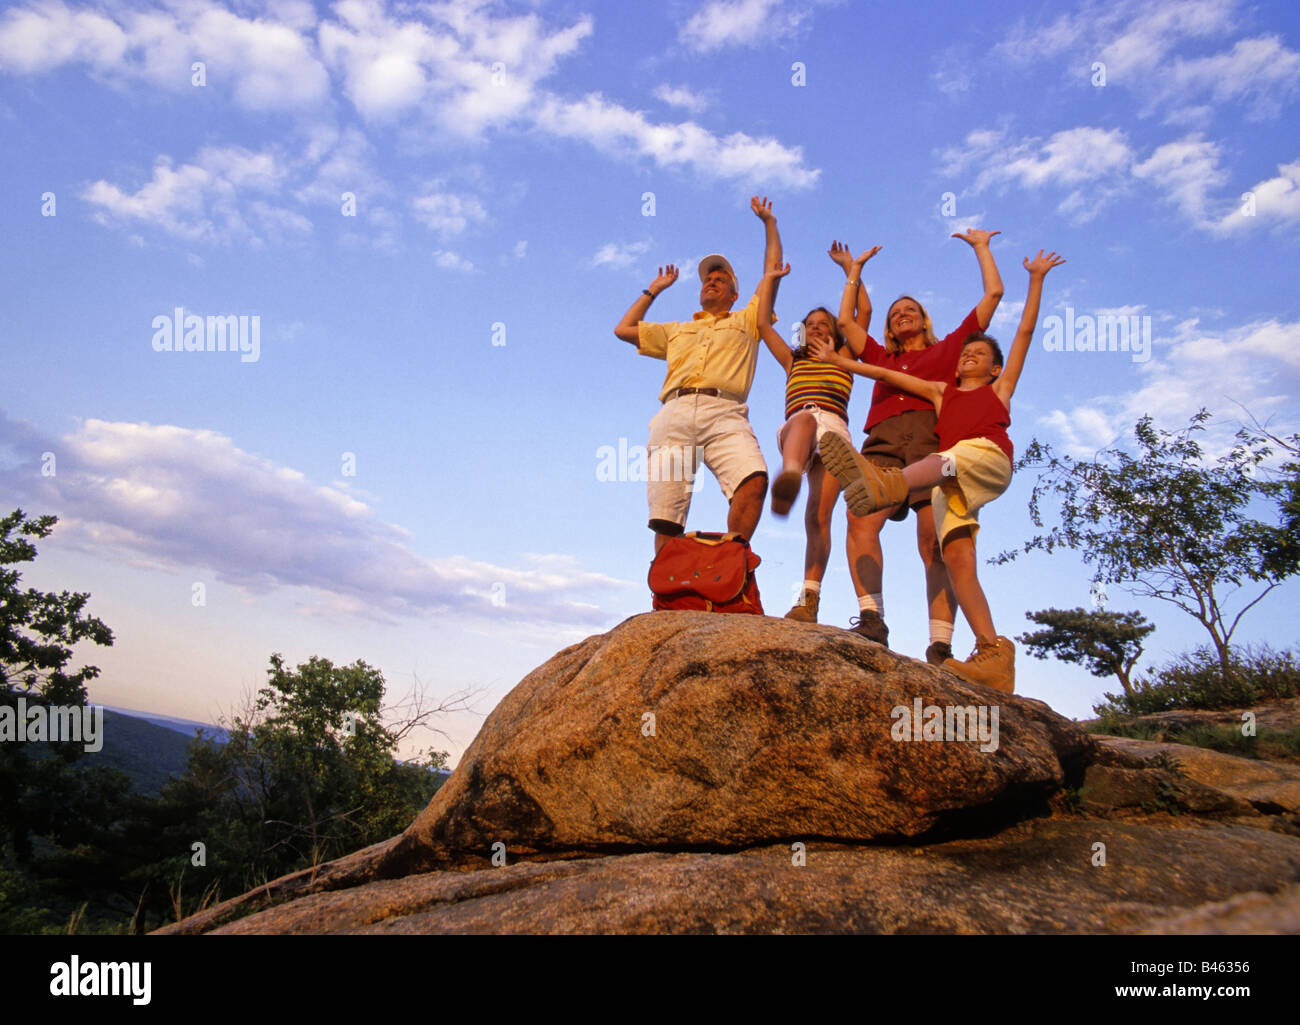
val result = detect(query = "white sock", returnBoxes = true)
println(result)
[802,579,821,594]
[929,620,954,645]
[858,593,884,616]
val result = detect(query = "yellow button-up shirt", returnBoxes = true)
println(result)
[637,293,771,403]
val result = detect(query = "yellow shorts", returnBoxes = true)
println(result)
[931,438,1013,547]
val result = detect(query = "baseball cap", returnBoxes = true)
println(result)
[698,254,738,294]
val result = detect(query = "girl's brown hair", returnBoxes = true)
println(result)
[794,307,845,360]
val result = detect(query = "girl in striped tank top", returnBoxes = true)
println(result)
[756,255,875,623]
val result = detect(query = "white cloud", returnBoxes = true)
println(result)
[536,92,819,189]
[411,187,488,237]
[1038,316,1300,456]
[590,240,651,269]
[0,413,624,627]
[1211,158,1300,234]
[654,83,708,113]
[681,0,807,53]
[512,239,527,259]
[81,145,301,245]
[1131,135,1228,225]
[433,248,474,271]
[996,0,1299,120]
[0,0,330,111]
[940,126,1133,221]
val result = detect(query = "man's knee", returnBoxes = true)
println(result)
[731,471,768,502]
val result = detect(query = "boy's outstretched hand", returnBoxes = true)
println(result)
[648,265,679,295]
[952,228,1001,247]
[751,195,775,222]
[808,334,839,363]
[1024,250,1066,276]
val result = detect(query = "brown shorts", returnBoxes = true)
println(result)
[860,409,940,513]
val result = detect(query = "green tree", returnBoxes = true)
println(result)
[1017,607,1155,696]
[1,510,116,862]
[150,654,454,911]
[995,411,1293,684]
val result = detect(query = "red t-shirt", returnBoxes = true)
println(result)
[858,308,982,432]
[937,384,1013,464]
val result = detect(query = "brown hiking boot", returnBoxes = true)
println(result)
[943,635,1015,693]
[925,641,953,666]
[820,432,908,516]
[848,610,889,645]
[784,589,819,623]
[771,470,802,516]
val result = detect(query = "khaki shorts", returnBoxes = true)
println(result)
[777,404,852,474]
[931,437,1013,547]
[647,393,767,529]
[862,408,941,514]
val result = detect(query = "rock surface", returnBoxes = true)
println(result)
[157,614,1300,935]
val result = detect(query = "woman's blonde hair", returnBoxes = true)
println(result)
[883,295,938,354]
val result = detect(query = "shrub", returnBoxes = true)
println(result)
[1092,645,1299,718]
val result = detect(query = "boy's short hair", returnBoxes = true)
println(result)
[962,332,1004,368]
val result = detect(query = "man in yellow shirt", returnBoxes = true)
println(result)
[614,198,782,552]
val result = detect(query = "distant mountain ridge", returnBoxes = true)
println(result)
[101,705,227,742]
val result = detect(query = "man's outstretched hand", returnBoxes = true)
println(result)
[750,196,776,222]
[648,265,679,296]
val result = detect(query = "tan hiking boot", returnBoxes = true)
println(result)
[771,470,802,516]
[819,432,908,516]
[848,609,889,645]
[784,589,819,623]
[943,635,1015,693]
[925,641,953,666]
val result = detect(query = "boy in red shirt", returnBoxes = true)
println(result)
[812,250,1065,692]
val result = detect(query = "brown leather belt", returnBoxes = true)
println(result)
[664,386,743,404]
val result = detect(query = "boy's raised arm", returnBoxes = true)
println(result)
[994,250,1066,401]
[757,263,794,374]
[752,196,783,281]
[952,228,1005,330]
[614,265,678,343]
[809,335,944,405]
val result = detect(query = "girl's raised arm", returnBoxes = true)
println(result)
[830,240,880,356]
[757,262,794,374]
[993,250,1066,403]
[952,228,1005,330]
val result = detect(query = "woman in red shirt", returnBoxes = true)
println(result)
[831,230,1004,663]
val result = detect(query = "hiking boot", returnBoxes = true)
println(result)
[819,432,908,517]
[925,641,953,666]
[784,589,819,623]
[943,635,1015,693]
[848,609,889,645]
[771,470,802,516]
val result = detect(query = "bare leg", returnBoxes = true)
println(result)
[845,505,893,597]
[916,503,957,626]
[728,473,768,540]
[802,459,838,582]
[940,526,995,639]
[779,412,818,476]
[901,453,948,493]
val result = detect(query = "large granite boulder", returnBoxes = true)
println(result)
[157,614,1300,935]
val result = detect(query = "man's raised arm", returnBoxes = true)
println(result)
[614,265,679,344]
[751,196,782,285]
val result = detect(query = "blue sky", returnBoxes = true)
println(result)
[2,0,1298,762]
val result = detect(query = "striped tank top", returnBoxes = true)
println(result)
[785,353,853,421]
